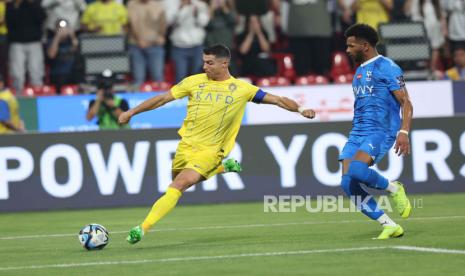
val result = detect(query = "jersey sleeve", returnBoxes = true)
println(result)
[0,100,10,121]
[384,62,405,92]
[243,82,260,102]
[170,79,191,99]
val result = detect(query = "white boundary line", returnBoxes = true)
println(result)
[1,215,465,241]
[393,246,465,255]
[1,245,465,271]
[0,246,387,271]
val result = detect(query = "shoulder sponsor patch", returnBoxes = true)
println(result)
[396,76,406,87]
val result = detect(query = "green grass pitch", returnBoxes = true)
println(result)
[1,193,465,275]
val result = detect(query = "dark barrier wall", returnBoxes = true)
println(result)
[0,117,464,211]
[453,81,465,114]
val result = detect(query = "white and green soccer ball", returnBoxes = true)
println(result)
[78,223,109,250]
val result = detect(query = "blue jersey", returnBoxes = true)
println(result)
[351,55,404,136]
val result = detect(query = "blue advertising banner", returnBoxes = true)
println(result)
[36,92,188,132]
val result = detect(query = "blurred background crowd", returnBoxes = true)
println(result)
[0,0,464,97]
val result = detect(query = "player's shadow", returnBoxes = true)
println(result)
[124,234,256,251]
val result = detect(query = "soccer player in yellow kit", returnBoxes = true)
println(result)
[119,44,316,244]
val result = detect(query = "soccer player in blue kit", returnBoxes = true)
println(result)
[339,24,414,239]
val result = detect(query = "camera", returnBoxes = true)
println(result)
[103,90,113,100]
[97,69,114,91]
[57,19,68,28]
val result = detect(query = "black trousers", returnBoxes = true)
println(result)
[288,36,331,76]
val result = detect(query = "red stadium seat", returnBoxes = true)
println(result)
[140,82,154,92]
[256,77,272,87]
[256,76,291,87]
[164,60,175,84]
[272,53,296,81]
[22,85,56,97]
[314,75,330,84]
[140,81,172,92]
[334,73,354,84]
[295,75,329,85]
[151,81,172,91]
[330,51,352,81]
[22,86,36,97]
[274,76,291,86]
[61,85,79,95]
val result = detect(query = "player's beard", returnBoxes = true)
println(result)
[353,50,364,63]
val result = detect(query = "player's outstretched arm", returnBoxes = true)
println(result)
[261,93,316,119]
[118,92,175,124]
[393,87,413,156]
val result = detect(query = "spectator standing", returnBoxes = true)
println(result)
[205,0,237,74]
[237,15,276,77]
[352,0,392,29]
[442,0,465,51]
[81,0,128,35]
[42,0,87,34]
[127,0,167,87]
[0,74,23,134]
[0,0,8,80]
[6,0,46,94]
[170,0,209,83]
[46,19,80,94]
[405,0,446,71]
[285,0,332,76]
[392,0,410,21]
[205,0,236,49]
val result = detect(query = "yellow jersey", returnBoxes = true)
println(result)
[356,0,390,30]
[0,89,20,134]
[170,73,260,156]
[0,2,7,35]
[81,1,128,35]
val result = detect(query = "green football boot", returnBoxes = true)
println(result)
[127,225,143,244]
[223,159,242,173]
[375,224,404,240]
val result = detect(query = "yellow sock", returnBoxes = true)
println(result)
[215,165,225,175]
[141,187,182,233]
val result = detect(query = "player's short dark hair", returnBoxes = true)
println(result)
[345,24,379,47]
[203,44,231,59]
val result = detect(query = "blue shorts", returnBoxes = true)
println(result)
[339,133,396,165]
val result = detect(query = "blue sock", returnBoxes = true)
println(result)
[347,160,388,190]
[340,174,384,220]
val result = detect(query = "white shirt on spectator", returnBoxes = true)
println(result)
[170,0,209,48]
[42,0,87,31]
[442,0,465,41]
[408,0,445,49]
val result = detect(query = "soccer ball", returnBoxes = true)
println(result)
[78,224,109,250]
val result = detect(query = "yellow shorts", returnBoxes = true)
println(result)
[172,140,224,179]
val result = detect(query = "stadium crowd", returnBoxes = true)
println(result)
[0,0,464,96]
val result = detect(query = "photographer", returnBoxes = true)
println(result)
[46,18,79,94]
[86,70,129,130]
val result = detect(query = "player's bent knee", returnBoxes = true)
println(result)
[347,160,369,182]
[169,181,193,192]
